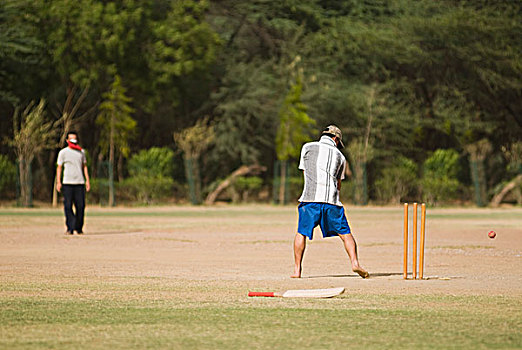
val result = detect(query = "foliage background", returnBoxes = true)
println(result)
[0,0,520,205]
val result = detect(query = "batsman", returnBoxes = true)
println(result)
[292,125,369,279]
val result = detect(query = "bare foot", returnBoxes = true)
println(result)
[291,267,301,278]
[353,266,369,279]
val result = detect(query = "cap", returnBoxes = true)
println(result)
[322,125,344,149]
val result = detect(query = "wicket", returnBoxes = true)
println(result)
[403,202,426,279]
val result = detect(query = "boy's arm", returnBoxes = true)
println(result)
[83,163,90,192]
[56,165,62,192]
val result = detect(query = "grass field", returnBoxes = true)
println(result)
[1,205,521,349]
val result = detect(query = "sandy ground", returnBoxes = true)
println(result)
[0,205,521,298]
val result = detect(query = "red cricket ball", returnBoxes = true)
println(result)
[488,230,496,239]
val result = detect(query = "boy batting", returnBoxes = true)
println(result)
[292,125,369,279]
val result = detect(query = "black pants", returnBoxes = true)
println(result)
[62,184,85,233]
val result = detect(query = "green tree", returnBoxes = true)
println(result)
[0,154,17,198]
[210,60,283,171]
[275,77,315,204]
[1,0,520,206]
[147,0,220,85]
[97,75,136,206]
[128,147,174,178]
[124,147,175,204]
[343,84,392,205]
[0,0,42,105]
[40,0,104,205]
[347,139,375,205]
[465,139,492,207]
[174,118,215,205]
[422,149,461,205]
[8,100,56,207]
[375,156,418,204]
[491,142,522,206]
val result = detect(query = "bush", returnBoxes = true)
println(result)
[128,147,174,177]
[375,156,418,204]
[120,175,174,204]
[232,176,263,202]
[121,147,176,203]
[421,149,461,204]
[0,155,17,198]
[87,178,106,204]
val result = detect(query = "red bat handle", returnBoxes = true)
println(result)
[248,291,275,297]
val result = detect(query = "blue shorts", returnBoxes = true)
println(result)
[297,202,351,240]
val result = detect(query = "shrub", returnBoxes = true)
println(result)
[120,175,174,204]
[421,149,461,204]
[122,147,176,203]
[232,176,263,202]
[0,155,17,198]
[127,147,174,177]
[375,156,418,203]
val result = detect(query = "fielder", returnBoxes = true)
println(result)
[292,125,369,279]
[56,131,90,235]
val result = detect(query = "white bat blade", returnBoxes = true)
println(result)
[281,287,345,298]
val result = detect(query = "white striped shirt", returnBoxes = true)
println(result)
[298,136,346,206]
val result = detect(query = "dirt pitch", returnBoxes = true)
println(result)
[1,205,521,295]
[1,204,521,348]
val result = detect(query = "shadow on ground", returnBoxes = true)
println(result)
[302,272,403,279]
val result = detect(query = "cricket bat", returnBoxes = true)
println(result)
[248,287,345,298]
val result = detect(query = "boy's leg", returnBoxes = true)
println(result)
[339,234,369,278]
[62,185,75,234]
[320,204,369,278]
[291,233,306,278]
[73,185,85,233]
[292,203,320,278]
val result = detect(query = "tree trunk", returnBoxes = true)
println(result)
[354,162,368,205]
[52,177,58,207]
[470,160,485,207]
[18,160,26,206]
[193,157,202,204]
[108,112,115,206]
[18,159,32,207]
[184,157,198,205]
[466,139,492,207]
[205,165,266,205]
[478,160,487,206]
[490,174,522,207]
[35,153,50,200]
[279,159,287,205]
[118,152,124,183]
